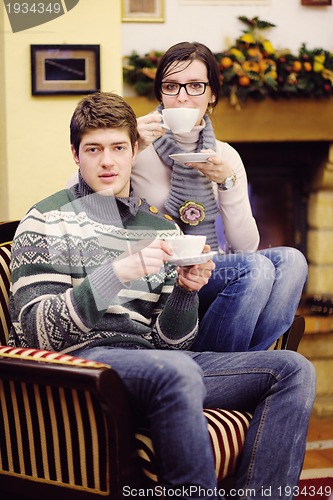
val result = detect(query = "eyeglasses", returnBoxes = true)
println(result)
[161,82,210,96]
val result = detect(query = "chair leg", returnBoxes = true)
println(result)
[270,316,305,352]
[281,316,305,351]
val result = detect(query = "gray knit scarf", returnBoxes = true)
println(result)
[153,106,219,250]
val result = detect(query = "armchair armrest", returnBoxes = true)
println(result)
[0,346,143,499]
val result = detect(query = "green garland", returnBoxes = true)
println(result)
[123,16,333,108]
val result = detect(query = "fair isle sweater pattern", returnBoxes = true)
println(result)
[9,185,200,354]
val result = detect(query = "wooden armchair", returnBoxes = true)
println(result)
[0,221,251,499]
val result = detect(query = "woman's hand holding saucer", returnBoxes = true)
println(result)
[185,148,235,185]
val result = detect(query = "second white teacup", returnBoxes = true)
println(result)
[161,108,200,134]
[164,235,206,259]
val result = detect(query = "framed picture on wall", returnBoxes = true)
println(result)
[301,0,331,4]
[31,45,100,95]
[121,0,164,22]
[178,1,269,4]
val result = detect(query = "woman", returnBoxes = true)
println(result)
[131,41,307,352]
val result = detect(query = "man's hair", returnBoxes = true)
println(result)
[154,42,221,108]
[70,92,139,155]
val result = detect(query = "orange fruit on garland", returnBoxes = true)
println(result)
[220,57,233,69]
[238,75,251,87]
[243,61,260,73]
[292,61,302,73]
[247,48,261,58]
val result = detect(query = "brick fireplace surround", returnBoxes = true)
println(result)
[128,96,333,415]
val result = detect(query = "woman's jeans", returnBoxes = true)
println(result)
[74,346,316,500]
[193,247,308,352]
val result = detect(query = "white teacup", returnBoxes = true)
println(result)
[161,108,200,134]
[164,235,206,259]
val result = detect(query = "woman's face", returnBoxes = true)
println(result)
[161,59,216,126]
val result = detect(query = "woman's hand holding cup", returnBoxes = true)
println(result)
[137,112,165,152]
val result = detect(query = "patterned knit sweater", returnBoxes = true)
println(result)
[9,177,199,354]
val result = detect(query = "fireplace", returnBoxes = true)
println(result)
[231,140,333,306]
[233,141,330,256]
[227,139,333,299]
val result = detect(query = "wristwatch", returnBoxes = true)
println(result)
[217,172,237,191]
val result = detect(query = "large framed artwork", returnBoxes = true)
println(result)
[121,0,164,22]
[31,44,100,95]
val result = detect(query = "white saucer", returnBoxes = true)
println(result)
[169,152,216,164]
[168,251,217,266]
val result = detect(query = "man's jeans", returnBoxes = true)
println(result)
[74,346,316,500]
[194,247,308,352]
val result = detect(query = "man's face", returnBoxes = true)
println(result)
[72,127,138,196]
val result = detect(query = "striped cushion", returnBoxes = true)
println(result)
[135,408,252,483]
[0,243,12,345]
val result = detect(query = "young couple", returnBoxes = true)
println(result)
[9,89,315,499]
[131,41,308,353]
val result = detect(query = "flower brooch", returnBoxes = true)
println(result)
[179,200,206,226]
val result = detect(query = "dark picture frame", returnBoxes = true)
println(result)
[301,0,331,4]
[31,44,100,95]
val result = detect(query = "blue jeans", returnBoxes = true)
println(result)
[74,346,316,499]
[193,247,308,352]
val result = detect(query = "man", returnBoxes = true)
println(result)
[9,92,315,499]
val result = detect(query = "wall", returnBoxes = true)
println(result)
[1,0,122,221]
[121,0,333,56]
[0,5,8,219]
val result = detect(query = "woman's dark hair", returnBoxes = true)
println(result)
[154,42,221,108]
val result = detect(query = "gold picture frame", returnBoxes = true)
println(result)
[31,44,100,95]
[121,0,164,22]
